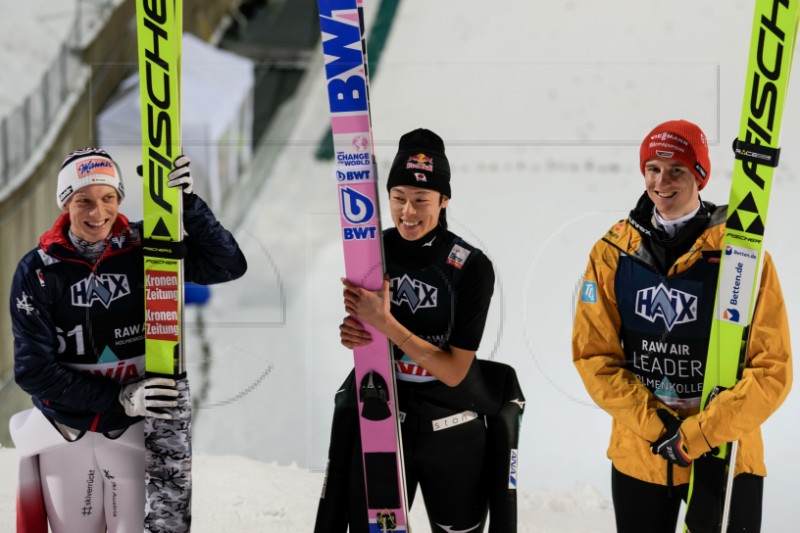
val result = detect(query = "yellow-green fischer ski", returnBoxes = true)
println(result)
[685,1,800,531]
[136,0,185,377]
[136,2,192,531]
[702,0,798,414]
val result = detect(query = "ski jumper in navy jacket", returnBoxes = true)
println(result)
[11,193,247,434]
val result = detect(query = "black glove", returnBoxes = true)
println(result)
[651,409,692,467]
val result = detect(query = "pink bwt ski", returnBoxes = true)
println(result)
[318,0,410,530]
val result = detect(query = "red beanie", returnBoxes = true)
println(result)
[639,120,710,190]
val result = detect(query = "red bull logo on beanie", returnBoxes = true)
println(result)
[406,153,433,171]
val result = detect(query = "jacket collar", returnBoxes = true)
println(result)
[627,193,724,245]
[604,193,727,272]
[39,213,135,261]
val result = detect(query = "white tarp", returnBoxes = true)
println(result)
[97,33,254,218]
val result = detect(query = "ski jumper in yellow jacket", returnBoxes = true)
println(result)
[573,193,792,486]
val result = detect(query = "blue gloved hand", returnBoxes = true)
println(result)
[651,409,692,467]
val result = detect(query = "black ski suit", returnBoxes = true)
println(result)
[315,226,525,533]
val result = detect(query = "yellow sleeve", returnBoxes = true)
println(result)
[682,252,793,457]
[572,239,667,443]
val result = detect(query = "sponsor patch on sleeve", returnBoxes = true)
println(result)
[446,244,471,270]
[581,281,598,303]
[508,448,518,489]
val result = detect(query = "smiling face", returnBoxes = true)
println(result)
[389,185,449,241]
[643,158,700,220]
[64,184,120,243]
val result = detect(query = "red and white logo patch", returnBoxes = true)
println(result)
[145,271,180,341]
[446,244,471,270]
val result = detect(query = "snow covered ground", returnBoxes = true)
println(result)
[0,448,615,532]
[2,0,800,532]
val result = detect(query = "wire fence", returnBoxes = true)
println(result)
[0,0,121,194]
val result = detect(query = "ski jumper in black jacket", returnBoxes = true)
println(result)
[314,129,524,533]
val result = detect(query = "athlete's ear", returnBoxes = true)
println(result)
[440,195,450,208]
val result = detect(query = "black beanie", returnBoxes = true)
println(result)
[386,128,451,198]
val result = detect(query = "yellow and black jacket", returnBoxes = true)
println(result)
[572,194,792,485]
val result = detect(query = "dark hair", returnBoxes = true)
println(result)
[438,194,448,230]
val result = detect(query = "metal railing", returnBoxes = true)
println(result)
[0,43,83,190]
[0,0,120,194]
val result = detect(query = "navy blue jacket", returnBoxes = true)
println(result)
[11,193,246,432]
